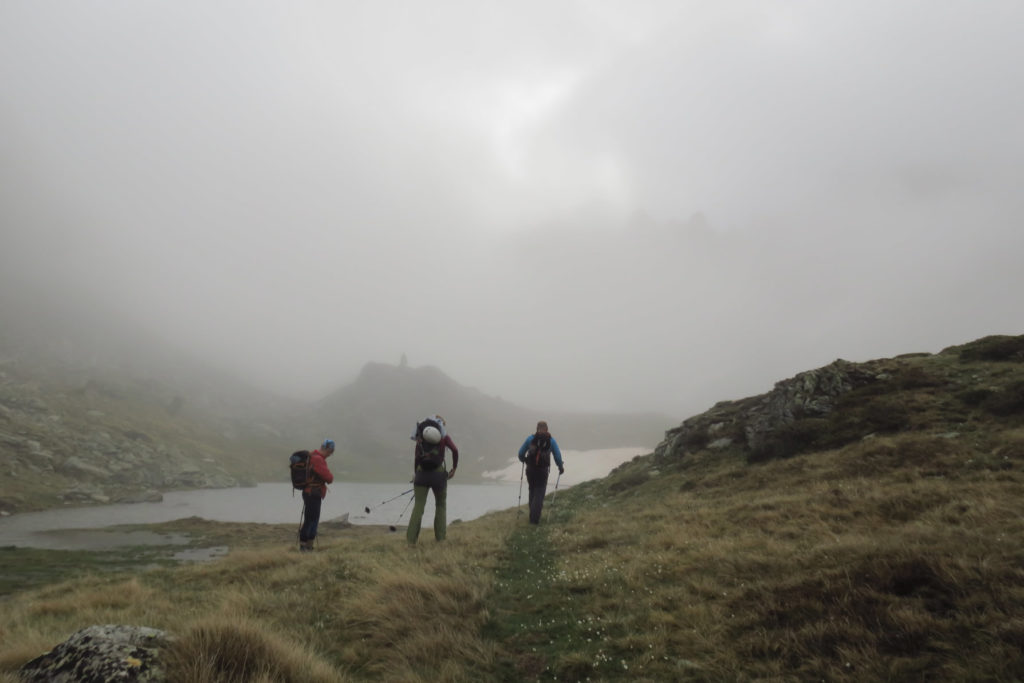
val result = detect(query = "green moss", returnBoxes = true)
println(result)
[981,381,1024,417]
[0,546,178,595]
[956,335,1024,363]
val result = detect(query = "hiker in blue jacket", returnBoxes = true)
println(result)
[518,420,564,525]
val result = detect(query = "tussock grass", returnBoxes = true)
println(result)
[3,451,1023,680]
[165,615,347,683]
[3,342,1024,679]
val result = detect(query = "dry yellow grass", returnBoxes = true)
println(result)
[3,438,1023,681]
[3,339,1024,679]
[165,614,348,683]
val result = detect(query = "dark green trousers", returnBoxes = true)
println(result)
[407,468,447,543]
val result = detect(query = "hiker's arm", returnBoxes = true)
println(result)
[517,435,533,461]
[445,435,459,477]
[313,457,334,484]
[551,438,563,467]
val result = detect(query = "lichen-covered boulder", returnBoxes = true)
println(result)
[20,624,173,683]
[652,359,879,461]
[743,359,874,452]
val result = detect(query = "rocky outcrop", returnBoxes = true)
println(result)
[0,371,253,511]
[742,359,877,452]
[654,359,881,461]
[19,624,173,683]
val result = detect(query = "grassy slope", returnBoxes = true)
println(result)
[2,336,1024,681]
[0,365,291,512]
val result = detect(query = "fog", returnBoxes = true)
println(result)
[2,2,1022,417]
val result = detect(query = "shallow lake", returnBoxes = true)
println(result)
[0,447,649,550]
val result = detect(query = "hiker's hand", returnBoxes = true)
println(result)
[448,467,456,480]
[558,465,564,475]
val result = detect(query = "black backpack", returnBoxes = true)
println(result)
[415,419,445,470]
[527,432,553,468]
[289,450,312,490]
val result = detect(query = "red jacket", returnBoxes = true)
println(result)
[305,448,334,499]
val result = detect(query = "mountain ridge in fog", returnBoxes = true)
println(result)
[0,293,673,512]
[303,360,671,480]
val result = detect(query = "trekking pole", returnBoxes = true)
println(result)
[516,461,525,517]
[364,487,415,514]
[389,493,416,532]
[550,471,561,518]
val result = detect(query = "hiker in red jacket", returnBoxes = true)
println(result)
[299,439,335,552]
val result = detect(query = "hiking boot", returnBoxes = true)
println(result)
[299,541,313,552]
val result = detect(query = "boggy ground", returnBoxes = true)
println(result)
[2,337,1024,680]
[0,517,390,595]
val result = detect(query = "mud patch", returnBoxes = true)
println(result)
[173,545,229,562]
[30,528,190,551]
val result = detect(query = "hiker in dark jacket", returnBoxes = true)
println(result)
[299,439,335,552]
[407,418,459,544]
[518,421,564,525]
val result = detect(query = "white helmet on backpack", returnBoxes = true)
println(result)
[421,425,442,445]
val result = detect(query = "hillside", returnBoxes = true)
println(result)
[1,334,1022,680]
[0,294,300,513]
[309,361,670,479]
[0,293,668,512]
[0,351,297,514]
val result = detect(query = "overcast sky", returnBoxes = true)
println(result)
[1,1,1022,417]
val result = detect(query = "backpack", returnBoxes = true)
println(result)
[289,450,312,490]
[415,419,445,470]
[527,432,553,468]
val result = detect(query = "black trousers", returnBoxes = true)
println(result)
[526,465,550,524]
[300,491,322,542]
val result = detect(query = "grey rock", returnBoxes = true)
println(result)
[744,359,872,452]
[26,398,49,412]
[324,512,350,525]
[20,624,174,683]
[0,431,25,447]
[59,456,111,479]
[653,359,877,460]
[61,484,105,502]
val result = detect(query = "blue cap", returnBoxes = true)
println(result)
[322,439,335,450]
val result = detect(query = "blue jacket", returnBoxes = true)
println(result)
[518,434,563,468]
